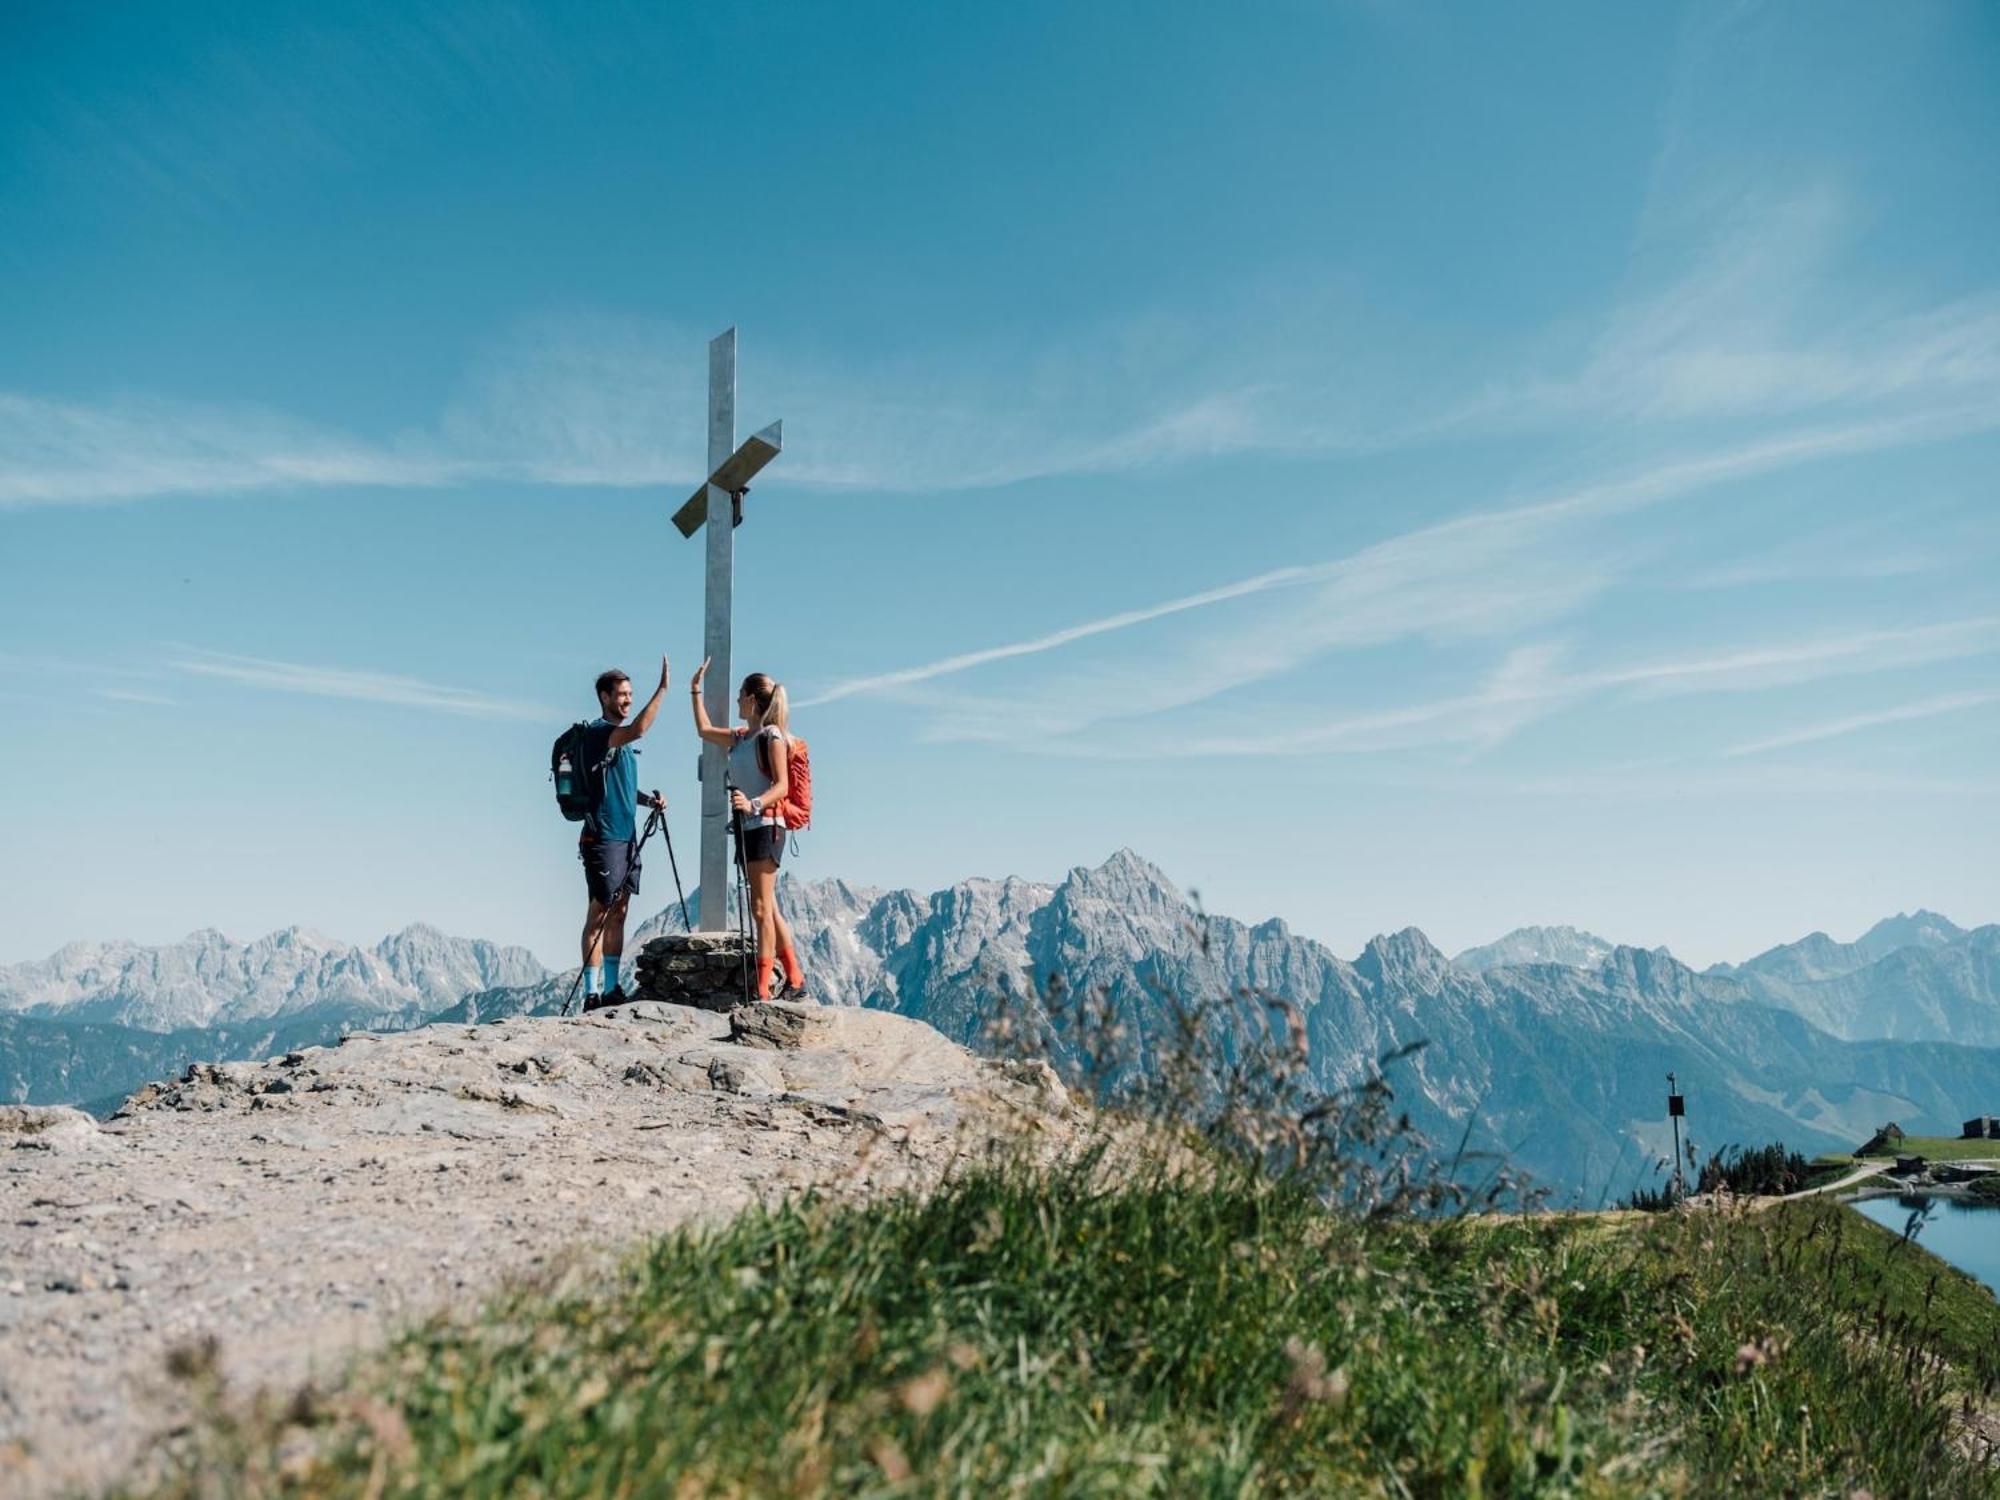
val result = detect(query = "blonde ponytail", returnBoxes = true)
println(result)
[739,672,789,733]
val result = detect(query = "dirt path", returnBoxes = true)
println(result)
[1780,1160,1888,1200]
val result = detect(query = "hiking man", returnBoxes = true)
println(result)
[577,657,670,1006]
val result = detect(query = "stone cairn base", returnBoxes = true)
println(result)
[618,932,756,1012]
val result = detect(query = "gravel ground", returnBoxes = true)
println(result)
[0,999,1071,1499]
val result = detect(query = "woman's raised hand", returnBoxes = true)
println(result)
[690,657,709,693]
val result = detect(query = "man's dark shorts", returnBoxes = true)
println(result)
[579,835,641,904]
[739,826,786,866]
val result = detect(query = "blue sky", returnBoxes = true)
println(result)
[2,0,1995,969]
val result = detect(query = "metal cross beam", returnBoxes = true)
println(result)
[681,328,784,931]
[672,420,783,538]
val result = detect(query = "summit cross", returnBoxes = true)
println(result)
[672,326,784,932]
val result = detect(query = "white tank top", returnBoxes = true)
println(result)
[728,726,786,829]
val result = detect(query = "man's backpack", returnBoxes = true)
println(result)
[551,722,604,822]
[755,729,814,832]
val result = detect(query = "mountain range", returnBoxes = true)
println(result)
[4,856,1996,1199]
[0,923,543,1031]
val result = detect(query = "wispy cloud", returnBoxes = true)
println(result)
[1722,689,2000,758]
[1025,622,2000,761]
[169,650,543,719]
[434,315,1411,495]
[10,169,1997,513]
[1050,646,1572,759]
[21,5,584,219]
[808,412,2000,744]
[92,687,178,707]
[0,651,182,702]
[1365,762,2000,803]
[1677,504,1995,591]
[0,394,463,508]
[1590,618,2000,699]
[1446,180,2000,438]
[798,563,1325,708]
[1685,552,1945,590]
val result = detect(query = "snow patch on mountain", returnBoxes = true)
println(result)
[1451,925,1620,974]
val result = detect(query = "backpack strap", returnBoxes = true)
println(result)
[754,725,787,781]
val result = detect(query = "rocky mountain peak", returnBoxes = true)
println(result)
[1856,909,1965,959]
[1731,930,1854,982]
[1355,927,1449,989]
[1046,852,1191,958]
[251,926,336,952]
[1597,943,1695,990]
[1452,924,1619,974]
[1071,849,1183,901]
[375,923,473,961]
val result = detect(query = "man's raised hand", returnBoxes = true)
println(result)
[658,654,671,689]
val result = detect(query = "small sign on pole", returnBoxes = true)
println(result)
[1667,1071,1687,1201]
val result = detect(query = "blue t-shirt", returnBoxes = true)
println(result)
[581,718,639,842]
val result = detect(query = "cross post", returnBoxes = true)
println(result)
[673,327,783,932]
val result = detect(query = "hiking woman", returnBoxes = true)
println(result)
[690,659,806,1001]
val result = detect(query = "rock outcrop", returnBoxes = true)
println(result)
[0,1001,1073,1500]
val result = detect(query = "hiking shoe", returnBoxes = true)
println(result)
[779,981,809,1002]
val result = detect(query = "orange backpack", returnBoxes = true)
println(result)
[753,729,814,831]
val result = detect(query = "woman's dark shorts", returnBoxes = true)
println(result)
[579,835,641,904]
[739,825,786,866]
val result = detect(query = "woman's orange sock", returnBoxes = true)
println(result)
[779,942,804,988]
[756,955,776,1000]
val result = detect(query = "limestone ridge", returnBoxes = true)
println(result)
[0,923,545,1032]
[1453,916,1999,1046]
[1713,909,1966,986]
[0,1001,1075,1500]
[1706,924,2000,1044]
[1356,929,1452,994]
[0,927,552,1113]
[1855,909,1967,960]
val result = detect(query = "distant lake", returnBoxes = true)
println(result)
[1852,1195,2000,1297]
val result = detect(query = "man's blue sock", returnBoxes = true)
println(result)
[584,963,603,997]
[603,955,621,989]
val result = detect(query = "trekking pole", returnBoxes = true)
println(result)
[561,902,615,1018]
[655,791,690,930]
[561,806,667,1018]
[727,782,752,1005]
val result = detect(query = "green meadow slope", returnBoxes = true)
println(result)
[139,1164,2000,1499]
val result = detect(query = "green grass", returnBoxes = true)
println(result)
[140,1159,2000,1499]
[1857,1135,2000,1163]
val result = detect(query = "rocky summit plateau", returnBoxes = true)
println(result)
[0,999,1074,1500]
